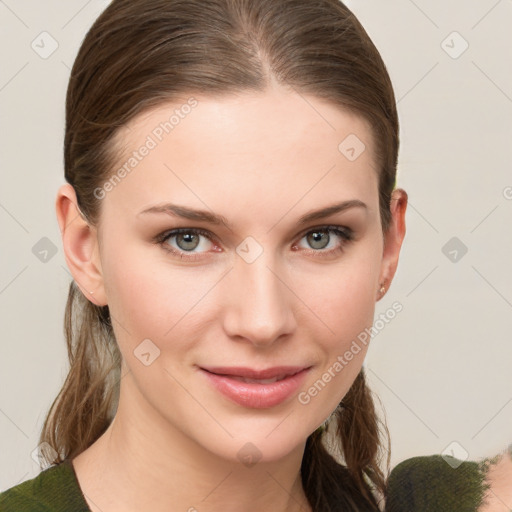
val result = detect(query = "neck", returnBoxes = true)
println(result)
[72,373,312,512]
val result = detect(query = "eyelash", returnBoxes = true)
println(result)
[153,225,354,261]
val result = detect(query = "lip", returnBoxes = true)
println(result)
[200,365,311,409]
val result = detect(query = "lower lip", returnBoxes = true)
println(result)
[201,368,310,409]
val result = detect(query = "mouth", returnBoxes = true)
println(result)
[199,365,311,408]
[201,365,306,381]
[222,374,294,384]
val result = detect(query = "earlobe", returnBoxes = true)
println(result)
[376,188,408,301]
[55,184,108,306]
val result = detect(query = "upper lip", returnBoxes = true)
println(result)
[201,366,309,380]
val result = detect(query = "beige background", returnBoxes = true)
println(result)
[1,0,511,489]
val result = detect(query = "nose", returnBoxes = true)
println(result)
[221,252,297,347]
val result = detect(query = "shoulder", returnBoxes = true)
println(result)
[479,449,512,511]
[0,459,90,512]
[385,454,487,512]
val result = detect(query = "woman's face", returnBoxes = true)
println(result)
[78,85,402,463]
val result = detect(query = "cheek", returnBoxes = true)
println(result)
[101,244,223,350]
[302,270,376,371]
[293,240,382,340]
[292,238,382,408]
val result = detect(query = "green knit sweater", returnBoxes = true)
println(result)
[0,454,491,511]
[385,454,489,512]
[0,459,90,511]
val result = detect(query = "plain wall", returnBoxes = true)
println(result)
[1,0,511,489]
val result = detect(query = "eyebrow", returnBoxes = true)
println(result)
[138,199,367,229]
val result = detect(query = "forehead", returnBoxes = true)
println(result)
[103,87,379,224]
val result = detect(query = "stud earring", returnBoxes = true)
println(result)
[379,284,386,296]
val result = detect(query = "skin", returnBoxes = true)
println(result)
[56,84,407,512]
[479,449,512,511]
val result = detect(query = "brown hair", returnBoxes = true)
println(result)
[40,0,398,509]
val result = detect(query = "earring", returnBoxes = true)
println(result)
[379,284,386,296]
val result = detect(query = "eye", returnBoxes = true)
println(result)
[154,225,353,261]
[293,225,353,257]
[155,228,218,260]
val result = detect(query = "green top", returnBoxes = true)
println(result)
[385,454,490,512]
[0,459,91,511]
[0,454,492,511]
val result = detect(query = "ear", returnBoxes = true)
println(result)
[377,188,408,300]
[55,184,107,306]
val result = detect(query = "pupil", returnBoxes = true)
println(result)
[177,233,198,251]
[308,231,329,249]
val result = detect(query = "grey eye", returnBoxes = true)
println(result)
[306,231,330,250]
[175,232,201,251]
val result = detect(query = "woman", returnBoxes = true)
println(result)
[0,0,407,510]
